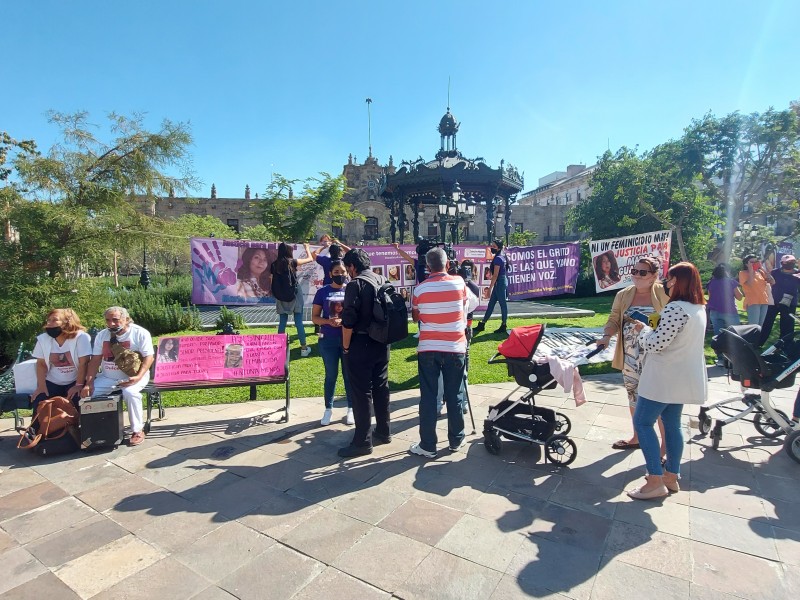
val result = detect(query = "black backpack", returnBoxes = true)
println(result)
[356,275,409,344]
[270,261,296,302]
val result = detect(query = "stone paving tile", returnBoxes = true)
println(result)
[2,496,98,545]
[547,477,623,520]
[0,547,48,596]
[528,502,613,554]
[281,506,371,564]
[136,508,229,554]
[217,543,325,600]
[762,496,800,533]
[164,467,244,502]
[0,467,46,498]
[437,513,525,572]
[691,540,787,600]
[467,486,548,535]
[237,488,323,540]
[90,557,211,600]
[690,506,778,560]
[0,571,82,600]
[103,488,195,533]
[292,566,390,600]
[491,463,562,501]
[329,485,406,525]
[0,481,67,521]
[689,484,768,519]
[489,574,572,599]
[506,536,600,600]
[172,521,274,582]
[39,459,132,496]
[24,514,128,568]
[613,496,691,538]
[75,472,163,513]
[592,559,690,600]
[773,526,800,566]
[54,535,164,599]
[0,527,17,554]
[603,520,692,580]
[689,583,749,600]
[334,527,431,593]
[410,466,487,512]
[396,547,503,600]
[185,587,238,600]
[754,472,798,503]
[378,496,463,546]
[190,476,277,520]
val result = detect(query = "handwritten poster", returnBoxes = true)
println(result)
[154,334,288,383]
[589,230,671,293]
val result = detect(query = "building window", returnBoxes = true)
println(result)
[226,219,240,234]
[515,223,523,233]
[332,225,343,240]
[427,220,439,238]
[364,217,379,240]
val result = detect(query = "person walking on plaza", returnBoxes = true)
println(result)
[409,247,469,458]
[312,260,353,426]
[759,254,800,346]
[337,249,392,457]
[626,262,708,500]
[473,239,510,335]
[739,254,774,328]
[82,307,154,446]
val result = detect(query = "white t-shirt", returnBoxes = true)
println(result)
[92,324,154,381]
[32,331,92,386]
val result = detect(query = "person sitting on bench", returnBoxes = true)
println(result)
[81,307,154,446]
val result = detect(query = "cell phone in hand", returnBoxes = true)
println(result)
[628,310,650,324]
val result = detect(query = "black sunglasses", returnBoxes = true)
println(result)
[631,268,656,276]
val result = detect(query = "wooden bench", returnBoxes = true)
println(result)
[141,340,291,433]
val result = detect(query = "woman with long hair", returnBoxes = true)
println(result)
[594,251,621,289]
[236,247,272,299]
[271,242,314,357]
[739,254,774,327]
[473,239,510,335]
[31,308,92,414]
[627,262,708,500]
[157,338,180,363]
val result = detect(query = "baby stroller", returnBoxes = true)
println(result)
[485,324,600,465]
[705,323,800,463]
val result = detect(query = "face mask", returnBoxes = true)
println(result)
[491,248,500,255]
[45,326,62,338]
[108,325,122,333]
[331,275,346,285]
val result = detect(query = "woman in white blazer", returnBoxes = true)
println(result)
[627,262,708,500]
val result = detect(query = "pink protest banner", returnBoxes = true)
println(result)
[154,334,287,384]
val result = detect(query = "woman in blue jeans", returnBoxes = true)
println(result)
[473,239,509,335]
[311,261,353,426]
[627,262,708,500]
[273,242,314,357]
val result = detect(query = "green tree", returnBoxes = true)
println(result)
[239,223,274,241]
[255,173,363,241]
[507,230,538,246]
[12,111,197,277]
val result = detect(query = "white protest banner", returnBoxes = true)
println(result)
[589,230,671,293]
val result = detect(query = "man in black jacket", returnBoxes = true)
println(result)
[338,249,392,457]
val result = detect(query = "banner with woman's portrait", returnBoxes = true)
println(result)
[589,230,672,293]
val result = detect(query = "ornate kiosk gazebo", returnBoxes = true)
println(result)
[380,107,524,244]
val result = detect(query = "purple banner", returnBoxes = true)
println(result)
[506,243,581,299]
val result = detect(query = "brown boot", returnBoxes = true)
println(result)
[662,471,680,493]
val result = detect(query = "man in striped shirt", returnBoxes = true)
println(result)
[409,247,468,458]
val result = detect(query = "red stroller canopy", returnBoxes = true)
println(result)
[497,324,545,360]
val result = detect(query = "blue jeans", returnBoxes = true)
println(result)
[418,352,465,452]
[633,395,684,476]
[746,304,769,328]
[318,335,351,409]
[709,310,740,336]
[278,312,307,346]
[483,275,508,323]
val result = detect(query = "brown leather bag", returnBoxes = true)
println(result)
[18,396,80,450]
[110,336,143,377]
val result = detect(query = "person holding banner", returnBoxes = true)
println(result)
[597,257,669,452]
[473,240,510,335]
[738,254,774,328]
[272,242,314,358]
[312,260,353,426]
[312,235,351,285]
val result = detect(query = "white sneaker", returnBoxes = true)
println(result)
[301,346,312,358]
[413,332,420,338]
[409,442,436,458]
[321,409,333,426]
[345,408,355,425]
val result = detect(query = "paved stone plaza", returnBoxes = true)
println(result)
[1,368,798,599]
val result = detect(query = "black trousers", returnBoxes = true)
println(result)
[345,334,390,447]
[759,304,796,345]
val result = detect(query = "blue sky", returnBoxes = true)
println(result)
[4,0,799,198]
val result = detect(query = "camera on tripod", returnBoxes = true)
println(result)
[415,237,455,261]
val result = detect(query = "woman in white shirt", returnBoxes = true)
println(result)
[31,308,92,415]
[627,262,708,500]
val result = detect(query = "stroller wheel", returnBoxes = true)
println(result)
[784,430,800,465]
[754,410,789,438]
[544,434,577,466]
[698,408,712,437]
[484,430,502,455]
[554,412,572,435]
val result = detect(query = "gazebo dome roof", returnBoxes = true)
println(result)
[438,110,459,136]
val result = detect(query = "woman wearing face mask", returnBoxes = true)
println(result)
[473,239,510,335]
[312,261,353,425]
[30,308,92,416]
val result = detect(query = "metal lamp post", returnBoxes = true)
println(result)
[139,240,151,290]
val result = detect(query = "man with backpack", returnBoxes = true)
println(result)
[338,249,395,457]
[409,247,469,458]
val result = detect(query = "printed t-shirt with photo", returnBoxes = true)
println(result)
[313,285,346,339]
[93,324,154,381]
[32,331,92,385]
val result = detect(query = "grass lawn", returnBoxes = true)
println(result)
[151,294,732,409]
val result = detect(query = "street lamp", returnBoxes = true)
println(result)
[139,240,151,290]
[437,181,473,245]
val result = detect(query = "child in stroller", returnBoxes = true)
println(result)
[706,322,800,464]
[485,324,600,465]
